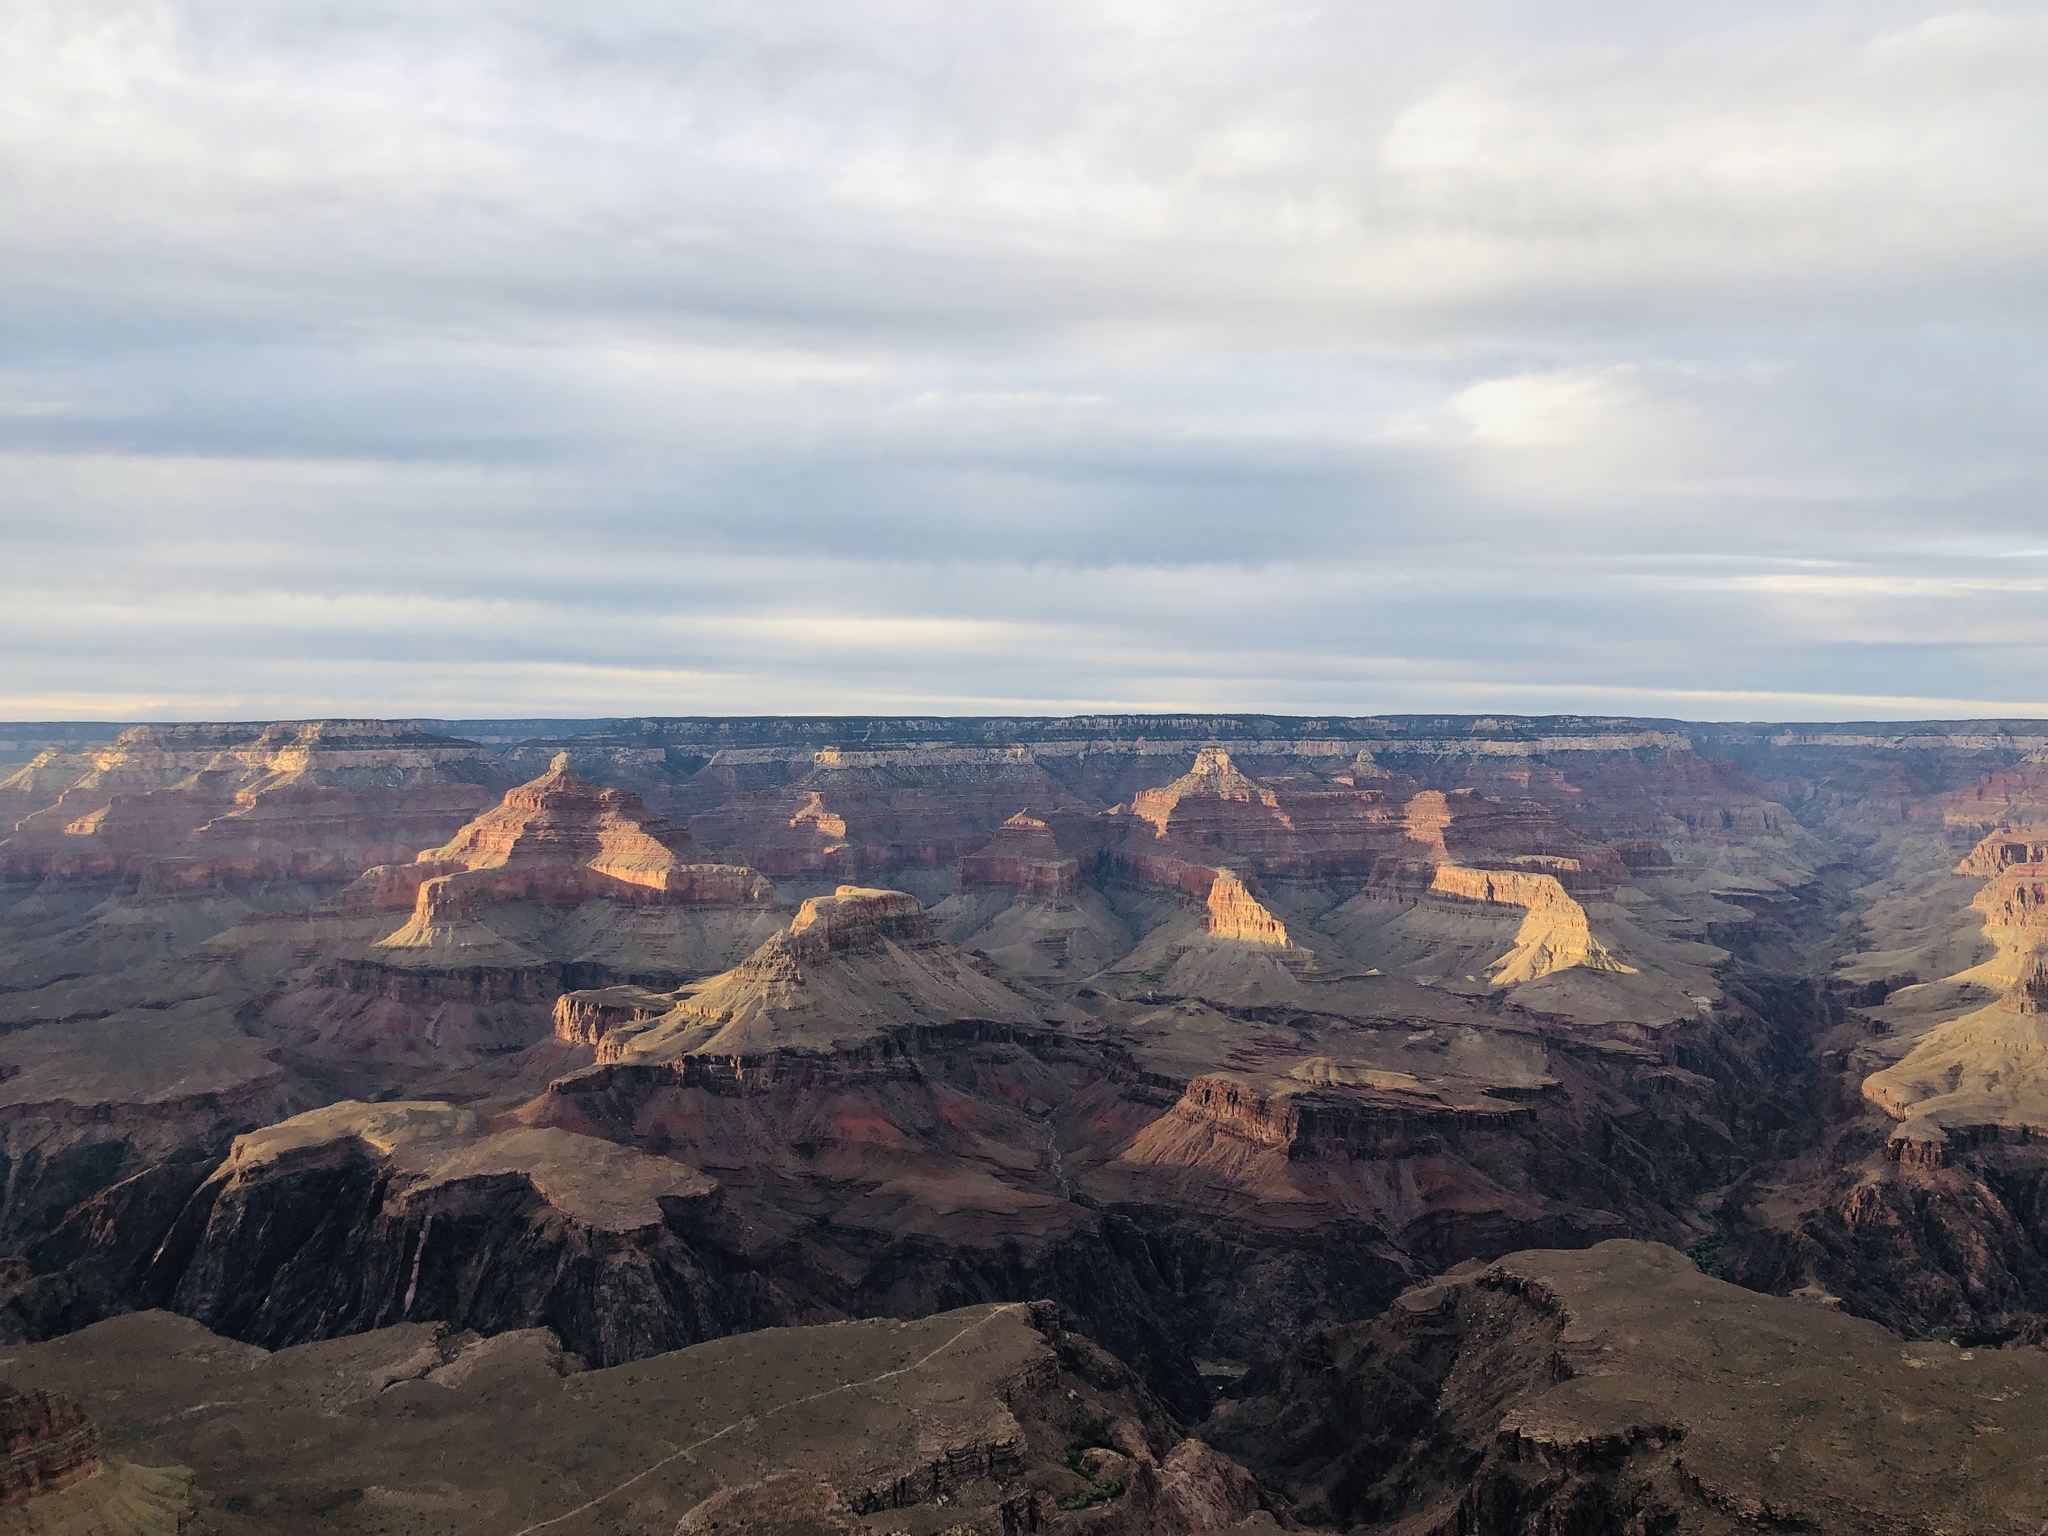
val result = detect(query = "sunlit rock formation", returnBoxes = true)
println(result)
[345,756,775,968]
[1427,864,1636,984]
[0,720,496,888]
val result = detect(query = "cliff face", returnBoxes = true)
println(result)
[1427,864,1635,984]
[1123,745,1403,877]
[0,1382,100,1506]
[1958,831,2048,987]
[0,720,497,889]
[103,1103,752,1369]
[1203,869,1290,946]
[957,811,1080,898]
[28,711,2048,1489]
[360,757,773,950]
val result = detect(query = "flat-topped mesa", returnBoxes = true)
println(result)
[112,1100,725,1367]
[784,885,934,957]
[958,812,1081,899]
[1115,1072,1534,1190]
[553,985,674,1046]
[0,1383,101,1507]
[1429,864,1635,984]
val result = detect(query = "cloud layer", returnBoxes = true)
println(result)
[4,1,2046,719]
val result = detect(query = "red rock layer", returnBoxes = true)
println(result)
[1122,747,1402,877]
[1128,1074,1530,1163]
[0,720,496,887]
[1399,789,1627,892]
[1946,757,2048,831]
[959,812,1081,898]
[349,758,774,930]
[0,1383,100,1506]
[686,756,1086,878]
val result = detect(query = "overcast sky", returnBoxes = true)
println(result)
[4,1,2046,721]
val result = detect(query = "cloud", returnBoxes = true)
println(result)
[0,1,2045,720]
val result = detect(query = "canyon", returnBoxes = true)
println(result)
[7,713,2048,1532]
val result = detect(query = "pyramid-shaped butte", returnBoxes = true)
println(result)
[353,757,773,949]
[1129,746,1282,841]
[959,811,1080,898]
[586,885,1043,1059]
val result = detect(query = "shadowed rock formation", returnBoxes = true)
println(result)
[0,1383,99,1508]
[1211,1240,2048,1534]
[1,1301,1266,1536]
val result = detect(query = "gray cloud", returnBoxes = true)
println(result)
[2,0,2046,719]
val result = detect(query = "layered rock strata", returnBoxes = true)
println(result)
[0,1382,99,1506]
[355,757,772,951]
[0,720,496,888]
[58,1101,748,1369]
[957,811,1080,898]
[1428,864,1635,984]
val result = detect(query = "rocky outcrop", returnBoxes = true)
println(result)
[1122,746,1403,877]
[1,1299,1259,1536]
[1203,870,1290,947]
[1428,864,1635,984]
[958,811,1080,898]
[0,720,497,888]
[68,1101,761,1369]
[1210,1240,2048,1535]
[584,886,1046,1060]
[0,1382,99,1506]
[356,758,773,958]
[552,984,672,1046]
[1129,1073,1534,1164]
[1952,828,2048,991]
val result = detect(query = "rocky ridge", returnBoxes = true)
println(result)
[1210,1239,2048,1534]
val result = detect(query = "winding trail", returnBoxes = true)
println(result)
[506,1302,1028,1535]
